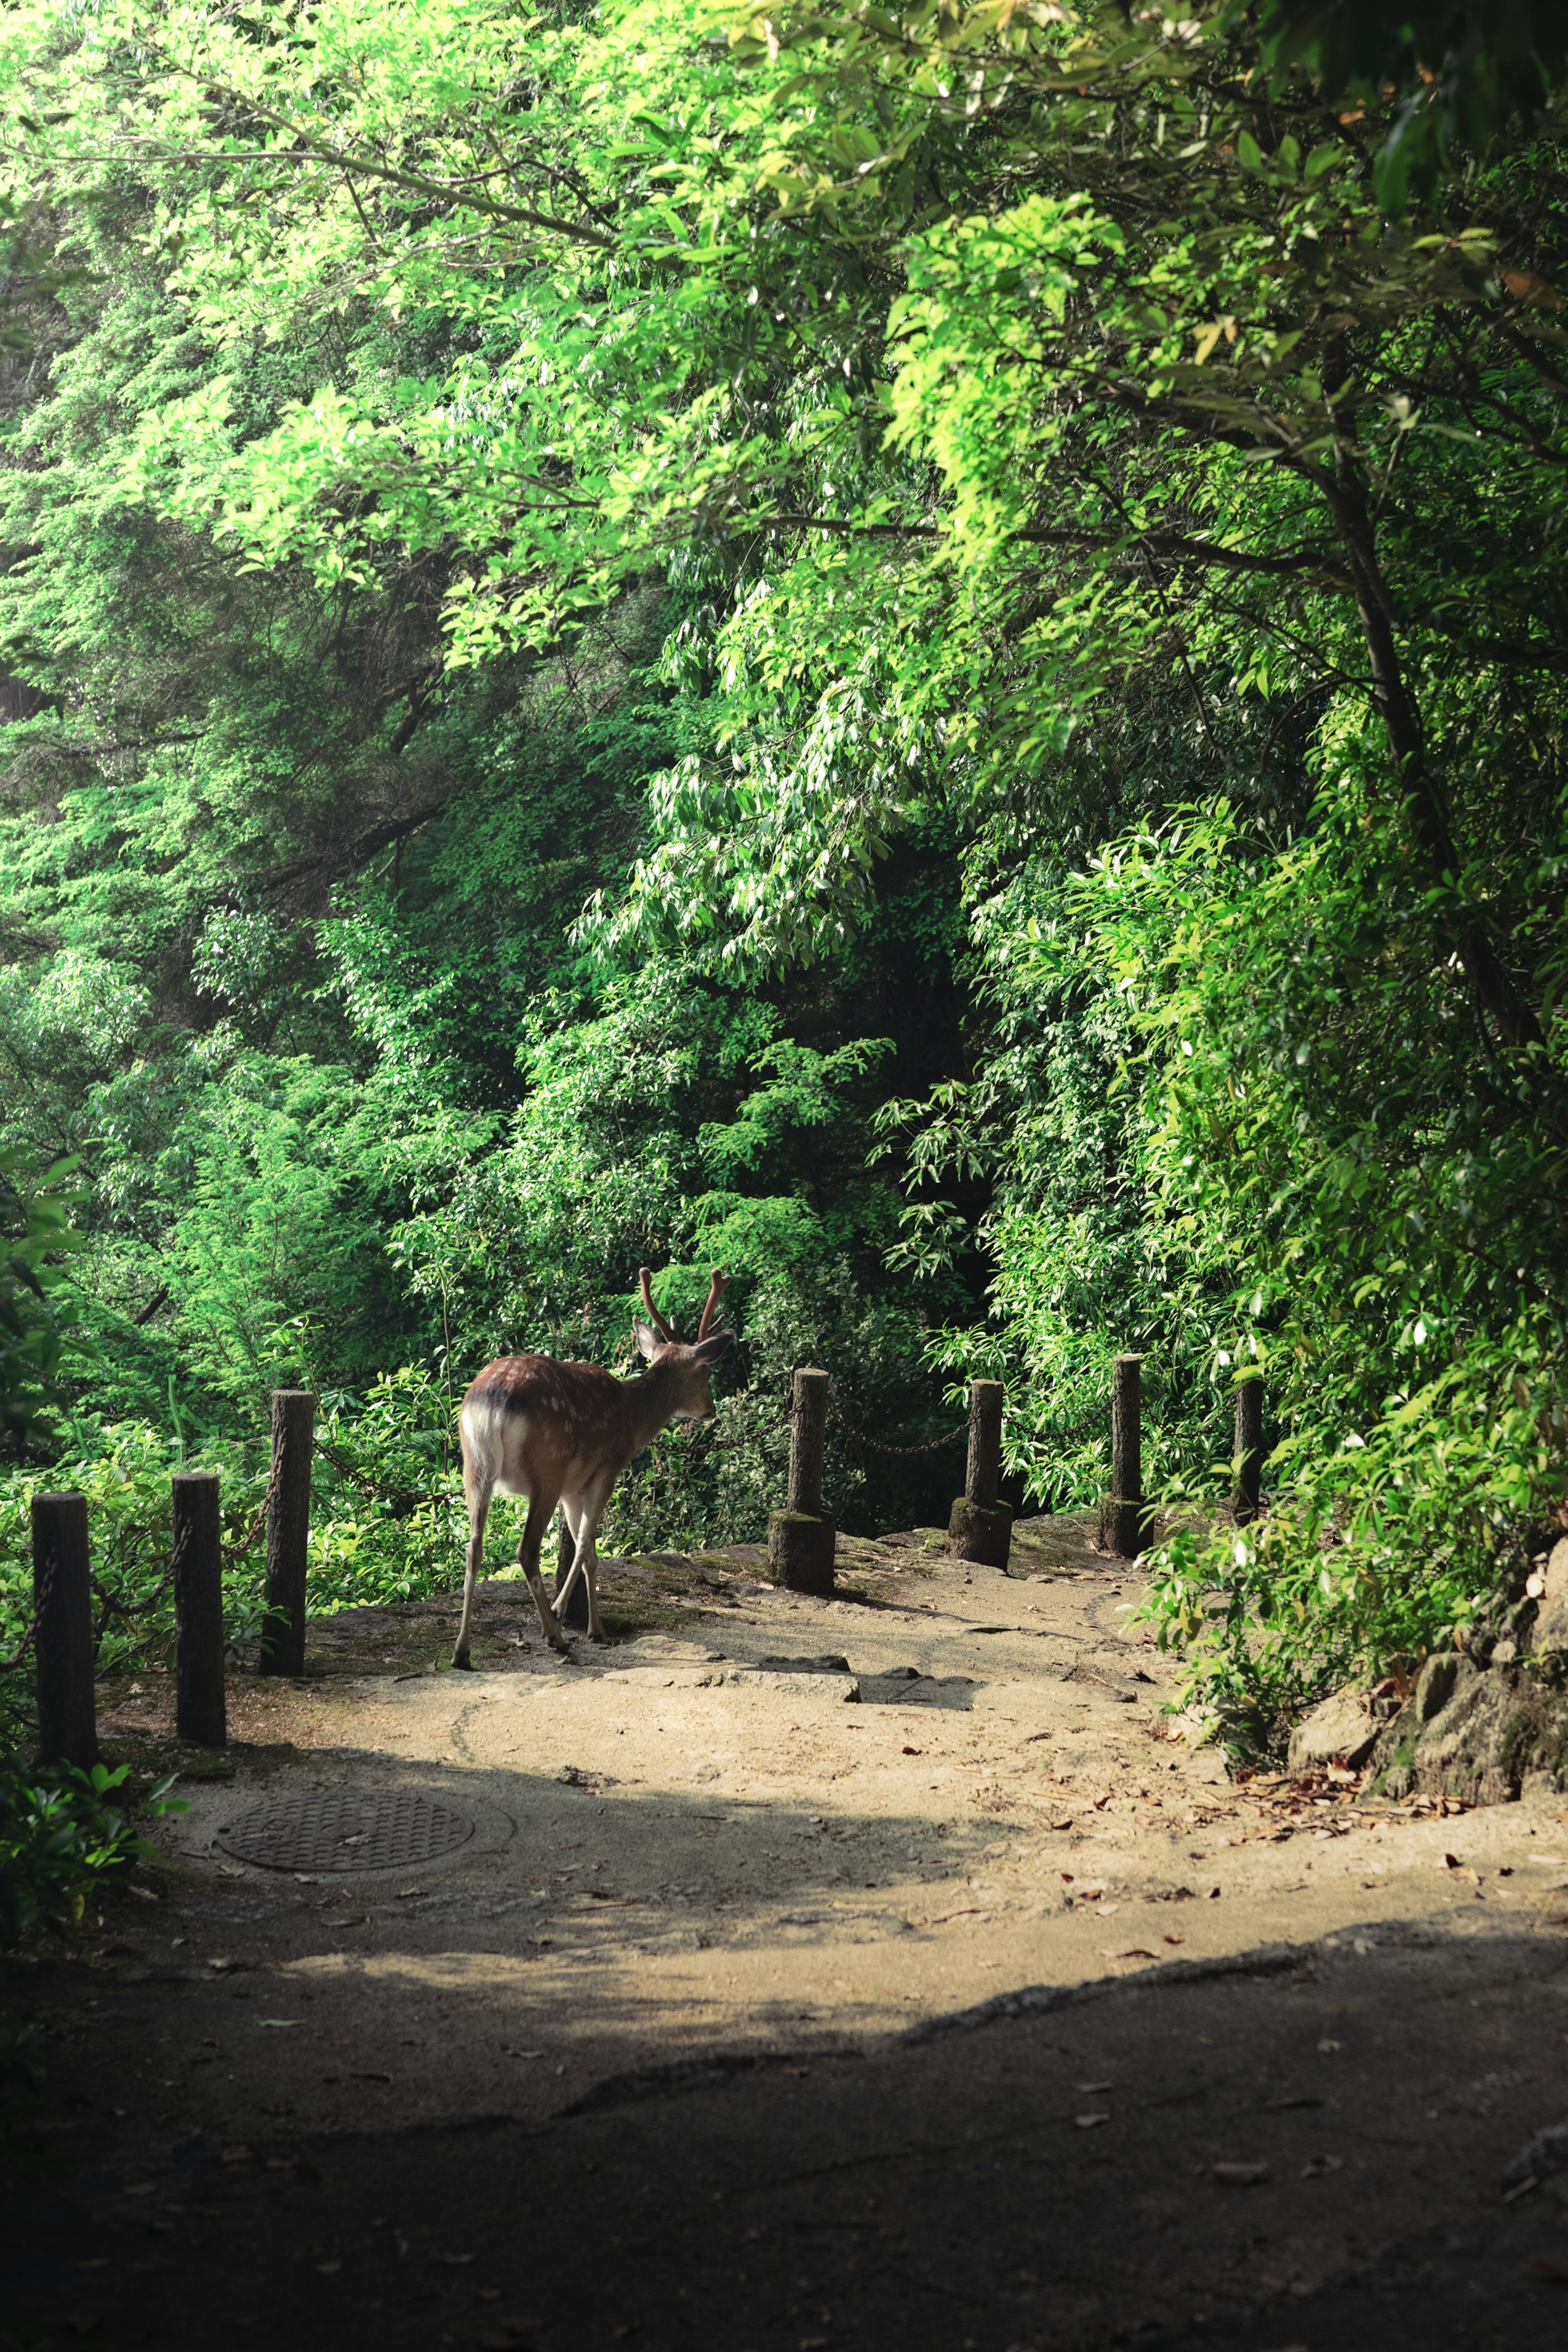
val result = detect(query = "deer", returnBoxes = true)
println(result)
[450,1265,734,1668]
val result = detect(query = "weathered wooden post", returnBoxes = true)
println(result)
[31,1491,98,1770]
[1232,1379,1263,1527]
[261,1389,314,1677]
[768,1367,835,1593]
[173,1471,225,1746]
[948,1379,1013,1568]
[554,1516,589,1631]
[1100,1354,1144,1559]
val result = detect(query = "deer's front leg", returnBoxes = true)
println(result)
[575,1468,619,1645]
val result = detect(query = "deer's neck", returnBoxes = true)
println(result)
[623,1362,695,1452]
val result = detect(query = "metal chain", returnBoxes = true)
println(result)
[650,1419,784,1457]
[221,1434,288,1566]
[1030,1412,1102,1449]
[313,1436,431,1512]
[90,1520,191,1638]
[827,1403,966,1457]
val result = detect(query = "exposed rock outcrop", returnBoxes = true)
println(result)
[1289,1533,1568,1804]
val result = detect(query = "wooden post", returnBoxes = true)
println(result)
[768,1367,835,1593]
[261,1389,315,1677]
[787,1369,829,1514]
[173,1472,225,1747]
[1104,1354,1143,1559]
[1233,1379,1263,1527]
[554,1515,588,1632]
[31,1492,98,1770]
[949,1379,1013,1568]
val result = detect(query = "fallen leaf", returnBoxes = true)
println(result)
[1162,1933,1185,1945]
[1212,2161,1268,2186]
[1317,2038,1342,2054]
[257,2018,302,2029]
[901,1745,922,1755]
[1301,2154,1343,2179]
[1104,1947,1157,1960]
[1074,2111,1110,2129]
[1207,1885,1221,1899]
[1048,1815,1074,1830]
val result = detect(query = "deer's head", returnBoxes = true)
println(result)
[633,1265,734,1421]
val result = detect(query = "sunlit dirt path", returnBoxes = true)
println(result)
[9,1518,1568,2350]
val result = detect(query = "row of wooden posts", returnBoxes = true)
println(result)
[765,1356,1264,1590]
[23,1367,1265,1769]
[27,1389,316,1773]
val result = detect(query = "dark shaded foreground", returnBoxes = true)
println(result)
[7,1925,1568,2352]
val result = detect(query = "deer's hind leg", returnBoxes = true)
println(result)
[517,1488,568,1651]
[453,1448,493,1670]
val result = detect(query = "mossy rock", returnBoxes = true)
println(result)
[1376,1659,1568,1802]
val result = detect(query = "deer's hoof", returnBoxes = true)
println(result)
[451,1649,474,1671]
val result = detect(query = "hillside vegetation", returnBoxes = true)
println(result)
[0,0,1565,1755]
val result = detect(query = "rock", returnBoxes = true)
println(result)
[1490,1638,1519,1666]
[725,1669,861,1701]
[1408,1664,1568,1802]
[1414,1650,1469,1722]
[754,1653,852,1675]
[1287,1686,1380,1773]
[1532,1537,1568,1657]
[1504,2120,1568,2192]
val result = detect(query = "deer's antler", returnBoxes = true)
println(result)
[697,1266,731,1341]
[638,1265,678,1344]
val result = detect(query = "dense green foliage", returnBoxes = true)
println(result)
[0,1756,185,1944]
[0,0,1564,1758]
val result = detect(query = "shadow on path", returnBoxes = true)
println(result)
[8,1922,1568,2351]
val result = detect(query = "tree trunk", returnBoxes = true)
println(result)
[1313,367,1542,1051]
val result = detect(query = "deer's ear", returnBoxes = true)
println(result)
[693,1327,734,1364]
[633,1316,663,1361]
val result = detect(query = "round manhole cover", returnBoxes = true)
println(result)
[215,1789,474,1874]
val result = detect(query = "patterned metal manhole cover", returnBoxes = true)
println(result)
[215,1789,474,1874]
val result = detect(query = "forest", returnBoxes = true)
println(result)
[2,0,1566,1866]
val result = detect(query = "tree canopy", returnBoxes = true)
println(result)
[0,0,1564,1746]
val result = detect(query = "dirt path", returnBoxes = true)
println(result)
[9,1517,1568,2349]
